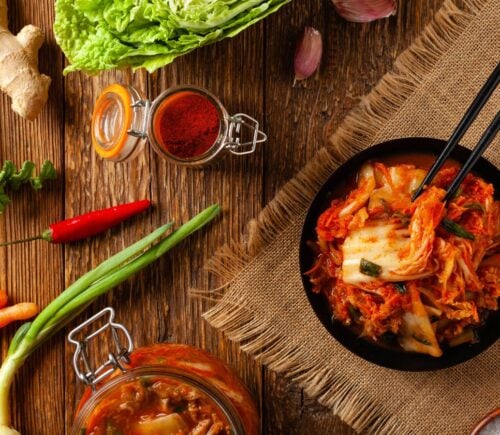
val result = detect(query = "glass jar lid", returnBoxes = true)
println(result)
[92,84,149,162]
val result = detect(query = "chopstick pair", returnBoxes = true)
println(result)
[412,62,500,202]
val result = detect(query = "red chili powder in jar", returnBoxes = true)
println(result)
[153,91,220,159]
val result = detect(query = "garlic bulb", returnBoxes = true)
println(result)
[332,0,396,23]
[294,27,323,82]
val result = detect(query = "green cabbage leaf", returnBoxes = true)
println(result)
[54,0,290,74]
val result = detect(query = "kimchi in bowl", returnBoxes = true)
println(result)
[299,138,500,371]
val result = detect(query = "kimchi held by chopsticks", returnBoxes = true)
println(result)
[306,162,499,357]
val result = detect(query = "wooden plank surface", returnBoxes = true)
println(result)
[0,0,441,433]
[262,1,439,432]
[0,1,65,433]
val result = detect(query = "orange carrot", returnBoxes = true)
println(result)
[0,303,39,328]
[0,290,8,309]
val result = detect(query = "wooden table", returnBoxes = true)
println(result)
[0,0,442,433]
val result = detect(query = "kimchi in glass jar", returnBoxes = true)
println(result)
[69,309,259,435]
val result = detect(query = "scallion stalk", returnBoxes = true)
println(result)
[360,258,382,278]
[394,282,407,294]
[440,218,475,240]
[23,222,174,346]
[0,205,220,434]
[463,202,485,212]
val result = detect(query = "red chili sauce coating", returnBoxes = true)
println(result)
[153,91,220,159]
[83,377,231,434]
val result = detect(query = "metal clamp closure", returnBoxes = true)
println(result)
[68,307,134,390]
[127,99,151,138]
[226,113,267,155]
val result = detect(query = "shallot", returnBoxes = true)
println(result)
[294,27,323,82]
[332,0,396,23]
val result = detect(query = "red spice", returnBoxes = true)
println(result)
[154,91,220,159]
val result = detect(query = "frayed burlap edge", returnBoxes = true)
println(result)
[197,1,489,433]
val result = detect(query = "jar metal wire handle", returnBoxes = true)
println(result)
[68,307,134,390]
[127,99,151,139]
[226,113,267,155]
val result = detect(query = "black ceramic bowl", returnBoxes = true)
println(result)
[299,137,500,371]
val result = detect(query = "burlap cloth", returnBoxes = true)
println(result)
[200,1,500,434]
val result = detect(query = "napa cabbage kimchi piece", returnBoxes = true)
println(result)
[307,162,499,357]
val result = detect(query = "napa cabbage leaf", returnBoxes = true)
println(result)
[54,0,290,74]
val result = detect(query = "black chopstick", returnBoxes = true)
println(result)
[444,111,500,201]
[412,62,500,201]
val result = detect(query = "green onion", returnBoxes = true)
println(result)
[173,404,188,413]
[464,202,485,212]
[451,187,463,200]
[360,258,382,278]
[412,335,431,346]
[0,205,220,433]
[105,422,123,435]
[348,305,361,322]
[7,323,31,356]
[465,291,475,301]
[22,222,174,347]
[440,218,475,240]
[139,376,153,388]
[392,211,411,226]
[394,282,407,294]
[379,198,392,213]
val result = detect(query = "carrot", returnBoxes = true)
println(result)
[0,290,8,309]
[0,302,39,328]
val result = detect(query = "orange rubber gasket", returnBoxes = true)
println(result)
[92,84,133,159]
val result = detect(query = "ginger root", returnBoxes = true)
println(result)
[0,0,51,120]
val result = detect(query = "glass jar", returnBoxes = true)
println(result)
[91,84,267,167]
[69,308,259,435]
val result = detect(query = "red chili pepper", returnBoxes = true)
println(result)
[0,199,151,246]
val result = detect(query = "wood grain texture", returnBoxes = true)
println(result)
[0,0,64,434]
[0,0,443,434]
